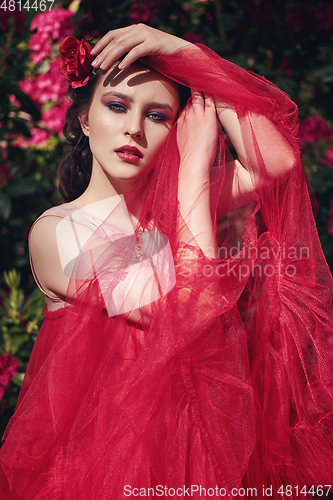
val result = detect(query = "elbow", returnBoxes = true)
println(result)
[267,148,297,180]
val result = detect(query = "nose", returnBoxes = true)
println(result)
[124,110,144,140]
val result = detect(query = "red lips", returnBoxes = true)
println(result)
[115,145,143,158]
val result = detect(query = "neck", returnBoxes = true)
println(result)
[74,161,138,208]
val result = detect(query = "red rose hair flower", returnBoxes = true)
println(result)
[59,36,94,89]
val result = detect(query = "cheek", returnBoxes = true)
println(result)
[89,106,118,135]
[148,128,171,159]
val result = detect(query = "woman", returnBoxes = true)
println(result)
[1,24,333,499]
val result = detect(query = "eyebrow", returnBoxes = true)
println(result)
[102,91,174,113]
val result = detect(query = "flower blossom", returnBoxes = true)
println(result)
[9,94,22,110]
[129,0,159,23]
[59,37,94,88]
[284,3,308,35]
[322,148,333,168]
[20,58,68,109]
[29,8,73,65]
[0,354,20,402]
[11,128,51,149]
[314,2,333,32]
[29,128,51,147]
[298,117,331,145]
[42,100,70,136]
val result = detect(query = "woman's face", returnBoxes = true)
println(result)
[80,63,181,187]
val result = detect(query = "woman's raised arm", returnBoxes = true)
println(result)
[90,24,191,70]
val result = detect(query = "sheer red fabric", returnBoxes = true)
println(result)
[1,44,333,499]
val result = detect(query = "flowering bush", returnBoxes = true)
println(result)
[298,117,332,146]
[129,0,159,23]
[0,354,20,403]
[20,58,68,106]
[0,270,45,429]
[29,8,73,64]
[15,10,75,148]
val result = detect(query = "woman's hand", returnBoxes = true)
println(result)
[90,24,191,70]
[177,90,219,180]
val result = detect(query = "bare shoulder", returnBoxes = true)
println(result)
[29,215,61,255]
[29,210,72,299]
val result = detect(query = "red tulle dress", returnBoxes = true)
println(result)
[1,45,333,499]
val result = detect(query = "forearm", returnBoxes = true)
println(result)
[178,167,217,258]
[217,106,297,179]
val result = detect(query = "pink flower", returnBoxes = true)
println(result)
[0,354,20,401]
[42,100,70,136]
[29,8,73,65]
[30,8,73,41]
[29,128,50,147]
[129,0,159,23]
[322,148,333,168]
[298,117,331,145]
[279,59,293,78]
[19,58,68,109]
[328,199,333,236]
[29,34,53,65]
[11,128,51,149]
[314,2,333,32]
[284,3,308,35]
[9,94,22,110]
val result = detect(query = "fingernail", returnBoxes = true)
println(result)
[100,61,107,69]
[91,58,99,67]
[118,61,125,70]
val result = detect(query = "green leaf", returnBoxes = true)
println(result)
[7,177,41,197]
[12,372,25,387]
[0,192,12,220]
[11,89,41,121]
[311,65,333,82]
[8,395,18,407]
[10,334,30,354]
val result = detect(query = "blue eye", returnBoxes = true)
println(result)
[107,102,126,112]
[148,112,166,122]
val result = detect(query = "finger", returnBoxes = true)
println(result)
[118,41,155,70]
[203,93,216,110]
[190,89,204,103]
[90,27,130,55]
[92,32,146,69]
[190,89,205,113]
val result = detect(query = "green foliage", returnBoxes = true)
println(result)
[0,270,45,435]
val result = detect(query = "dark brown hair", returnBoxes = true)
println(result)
[57,68,106,202]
